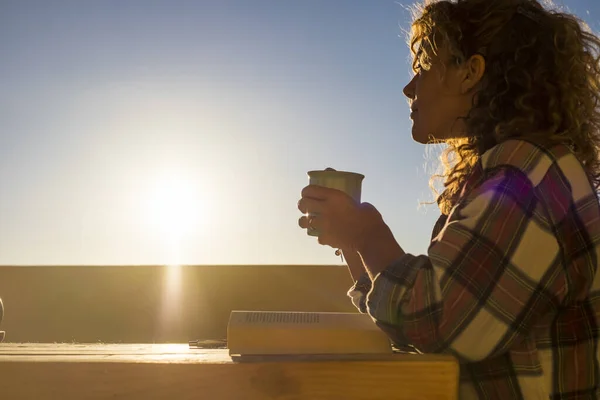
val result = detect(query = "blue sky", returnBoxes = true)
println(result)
[0,0,598,266]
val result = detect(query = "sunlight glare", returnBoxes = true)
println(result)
[158,263,184,338]
[146,174,204,241]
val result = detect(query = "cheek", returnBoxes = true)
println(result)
[420,95,462,131]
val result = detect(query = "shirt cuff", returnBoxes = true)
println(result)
[346,272,372,313]
[365,253,422,326]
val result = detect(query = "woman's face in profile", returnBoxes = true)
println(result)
[403,46,484,144]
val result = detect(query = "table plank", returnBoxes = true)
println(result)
[0,344,459,399]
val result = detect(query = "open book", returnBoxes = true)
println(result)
[227,311,393,356]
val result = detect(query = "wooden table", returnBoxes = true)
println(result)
[0,343,459,399]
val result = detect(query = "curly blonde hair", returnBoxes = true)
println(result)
[410,0,600,215]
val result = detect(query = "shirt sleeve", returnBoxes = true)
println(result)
[365,166,566,362]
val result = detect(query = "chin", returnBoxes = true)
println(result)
[411,129,430,144]
[412,126,447,144]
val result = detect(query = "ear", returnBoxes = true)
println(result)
[460,54,485,94]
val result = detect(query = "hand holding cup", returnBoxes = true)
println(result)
[298,168,382,251]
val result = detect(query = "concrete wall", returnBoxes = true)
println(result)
[0,265,357,343]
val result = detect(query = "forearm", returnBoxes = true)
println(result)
[342,249,367,282]
[357,223,405,280]
[345,211,404,313]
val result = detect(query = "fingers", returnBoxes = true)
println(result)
[298,182,350,248]
[301,184,335,200]
[298,185,325,214]
[298,213,324,232]
[298,215,308,229]
[297,196,323,214]
[297,198,306,213]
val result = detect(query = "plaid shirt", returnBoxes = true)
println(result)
[349,140,600,399]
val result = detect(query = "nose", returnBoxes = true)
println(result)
[403,75,417,100]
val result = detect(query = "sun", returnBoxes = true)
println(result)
[145,174,203,240]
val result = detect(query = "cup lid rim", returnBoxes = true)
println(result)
[307,170,365,179]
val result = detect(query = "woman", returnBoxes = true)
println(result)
[297,0,600,398]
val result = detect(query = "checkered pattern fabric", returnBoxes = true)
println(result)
[349,140,600,399]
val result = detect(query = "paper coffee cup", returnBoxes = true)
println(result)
[306,170,364,236]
